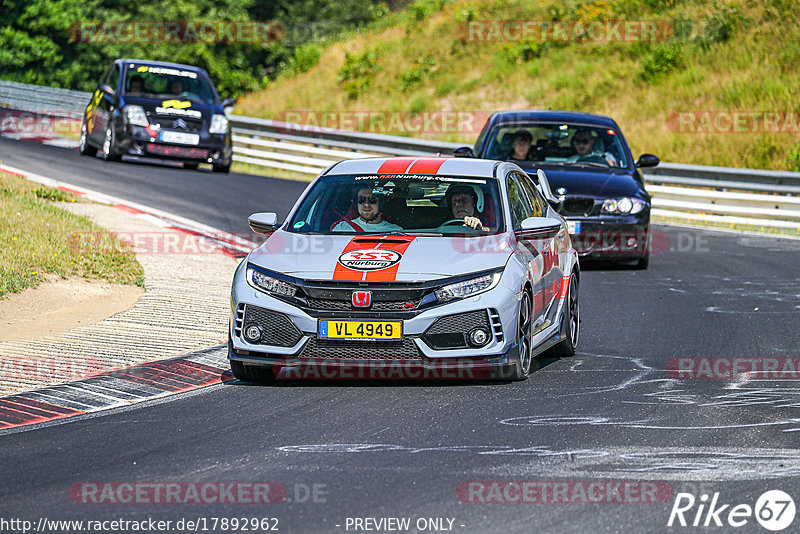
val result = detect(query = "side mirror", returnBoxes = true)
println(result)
[99,84,116,98]
[535,169,561,206]
[453,146,475,158]
[520,216,562,234]
[221,98,234,118]
[248,212,280,234]
[635,153,660,168]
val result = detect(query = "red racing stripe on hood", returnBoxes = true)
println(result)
[332,236,372,281]
[332,236,417,281]
[365,236,416,281]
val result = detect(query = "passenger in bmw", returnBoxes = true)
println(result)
[442,184,490,231]
[332,187,403,233]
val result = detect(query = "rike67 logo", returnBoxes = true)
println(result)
[668,490,796,531]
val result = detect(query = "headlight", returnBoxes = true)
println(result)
[125,106,149,127]
[247,268,296,297]
[434,272,502,302]
[602,197,646,215]
[209,114,229,134]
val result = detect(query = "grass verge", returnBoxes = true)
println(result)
[0,171,144,297]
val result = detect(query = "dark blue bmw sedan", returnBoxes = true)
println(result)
[456,110,659,268]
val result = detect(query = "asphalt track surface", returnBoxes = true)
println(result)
[2,137,800,533]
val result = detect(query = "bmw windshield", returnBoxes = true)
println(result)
[288,174,506,236]
[485,123,632,169]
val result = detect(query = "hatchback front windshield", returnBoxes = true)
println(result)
[485,123,631,169]
[123,64,217,105]
[288,174,505,236]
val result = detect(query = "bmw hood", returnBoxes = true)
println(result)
[246,231,513,282]
[522,167,645,198]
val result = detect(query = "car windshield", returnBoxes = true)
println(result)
[123,64,217,105]
[287,174,506,236]
[484,123,632,169]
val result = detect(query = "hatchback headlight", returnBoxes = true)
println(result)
[125,106,149,127]
[602,197,646,215]
[247,267,296,297]
[434,272,502,302]
[209,114,229,134]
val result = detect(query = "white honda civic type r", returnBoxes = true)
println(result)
[229,156,580,382]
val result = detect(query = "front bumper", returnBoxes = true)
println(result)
[566,216,649,260]
[117,124,232,164]
[228,265,529,379]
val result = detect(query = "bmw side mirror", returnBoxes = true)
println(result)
[635,153,660,168]
[453,146,475,158]
[248,212,280,234]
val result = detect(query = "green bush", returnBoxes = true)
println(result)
[399,54,437,91]
[338,49,381,98]
[291,44,321,73]
[786,146,800,172]
[640,43,683,81]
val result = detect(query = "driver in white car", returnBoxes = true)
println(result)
[442,184,489,231]
[332,187,403,233]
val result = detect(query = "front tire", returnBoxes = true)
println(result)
[212,162,231,173]
[551,273,580,357]
[101,125,121,162]
[511,289,533,381]
[634,251,650,269]
[230,360,276,383]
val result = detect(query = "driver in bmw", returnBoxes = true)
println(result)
[443,184,489,231]
[332,187,403,233]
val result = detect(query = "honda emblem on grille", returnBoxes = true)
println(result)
[351,291,372,308]
[173,118,188,130]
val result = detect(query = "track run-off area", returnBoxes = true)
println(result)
[1,136,799,533]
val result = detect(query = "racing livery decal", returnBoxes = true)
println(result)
[338,250,402,271]
[333,236,416,282]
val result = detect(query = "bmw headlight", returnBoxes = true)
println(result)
[247,267,296,297]
[434,272,502,302]
[602,197,646,215]
[209,114,229,134]
[125,106,149,127]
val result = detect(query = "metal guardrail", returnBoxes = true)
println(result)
[2,79,799,229]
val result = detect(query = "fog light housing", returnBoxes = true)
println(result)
[468,328,489,347]
[244,323,262,343]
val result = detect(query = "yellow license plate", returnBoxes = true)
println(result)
[318,320,402,340]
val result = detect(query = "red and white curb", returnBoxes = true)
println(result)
[0,346,231,431]
[0,163,259,258]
